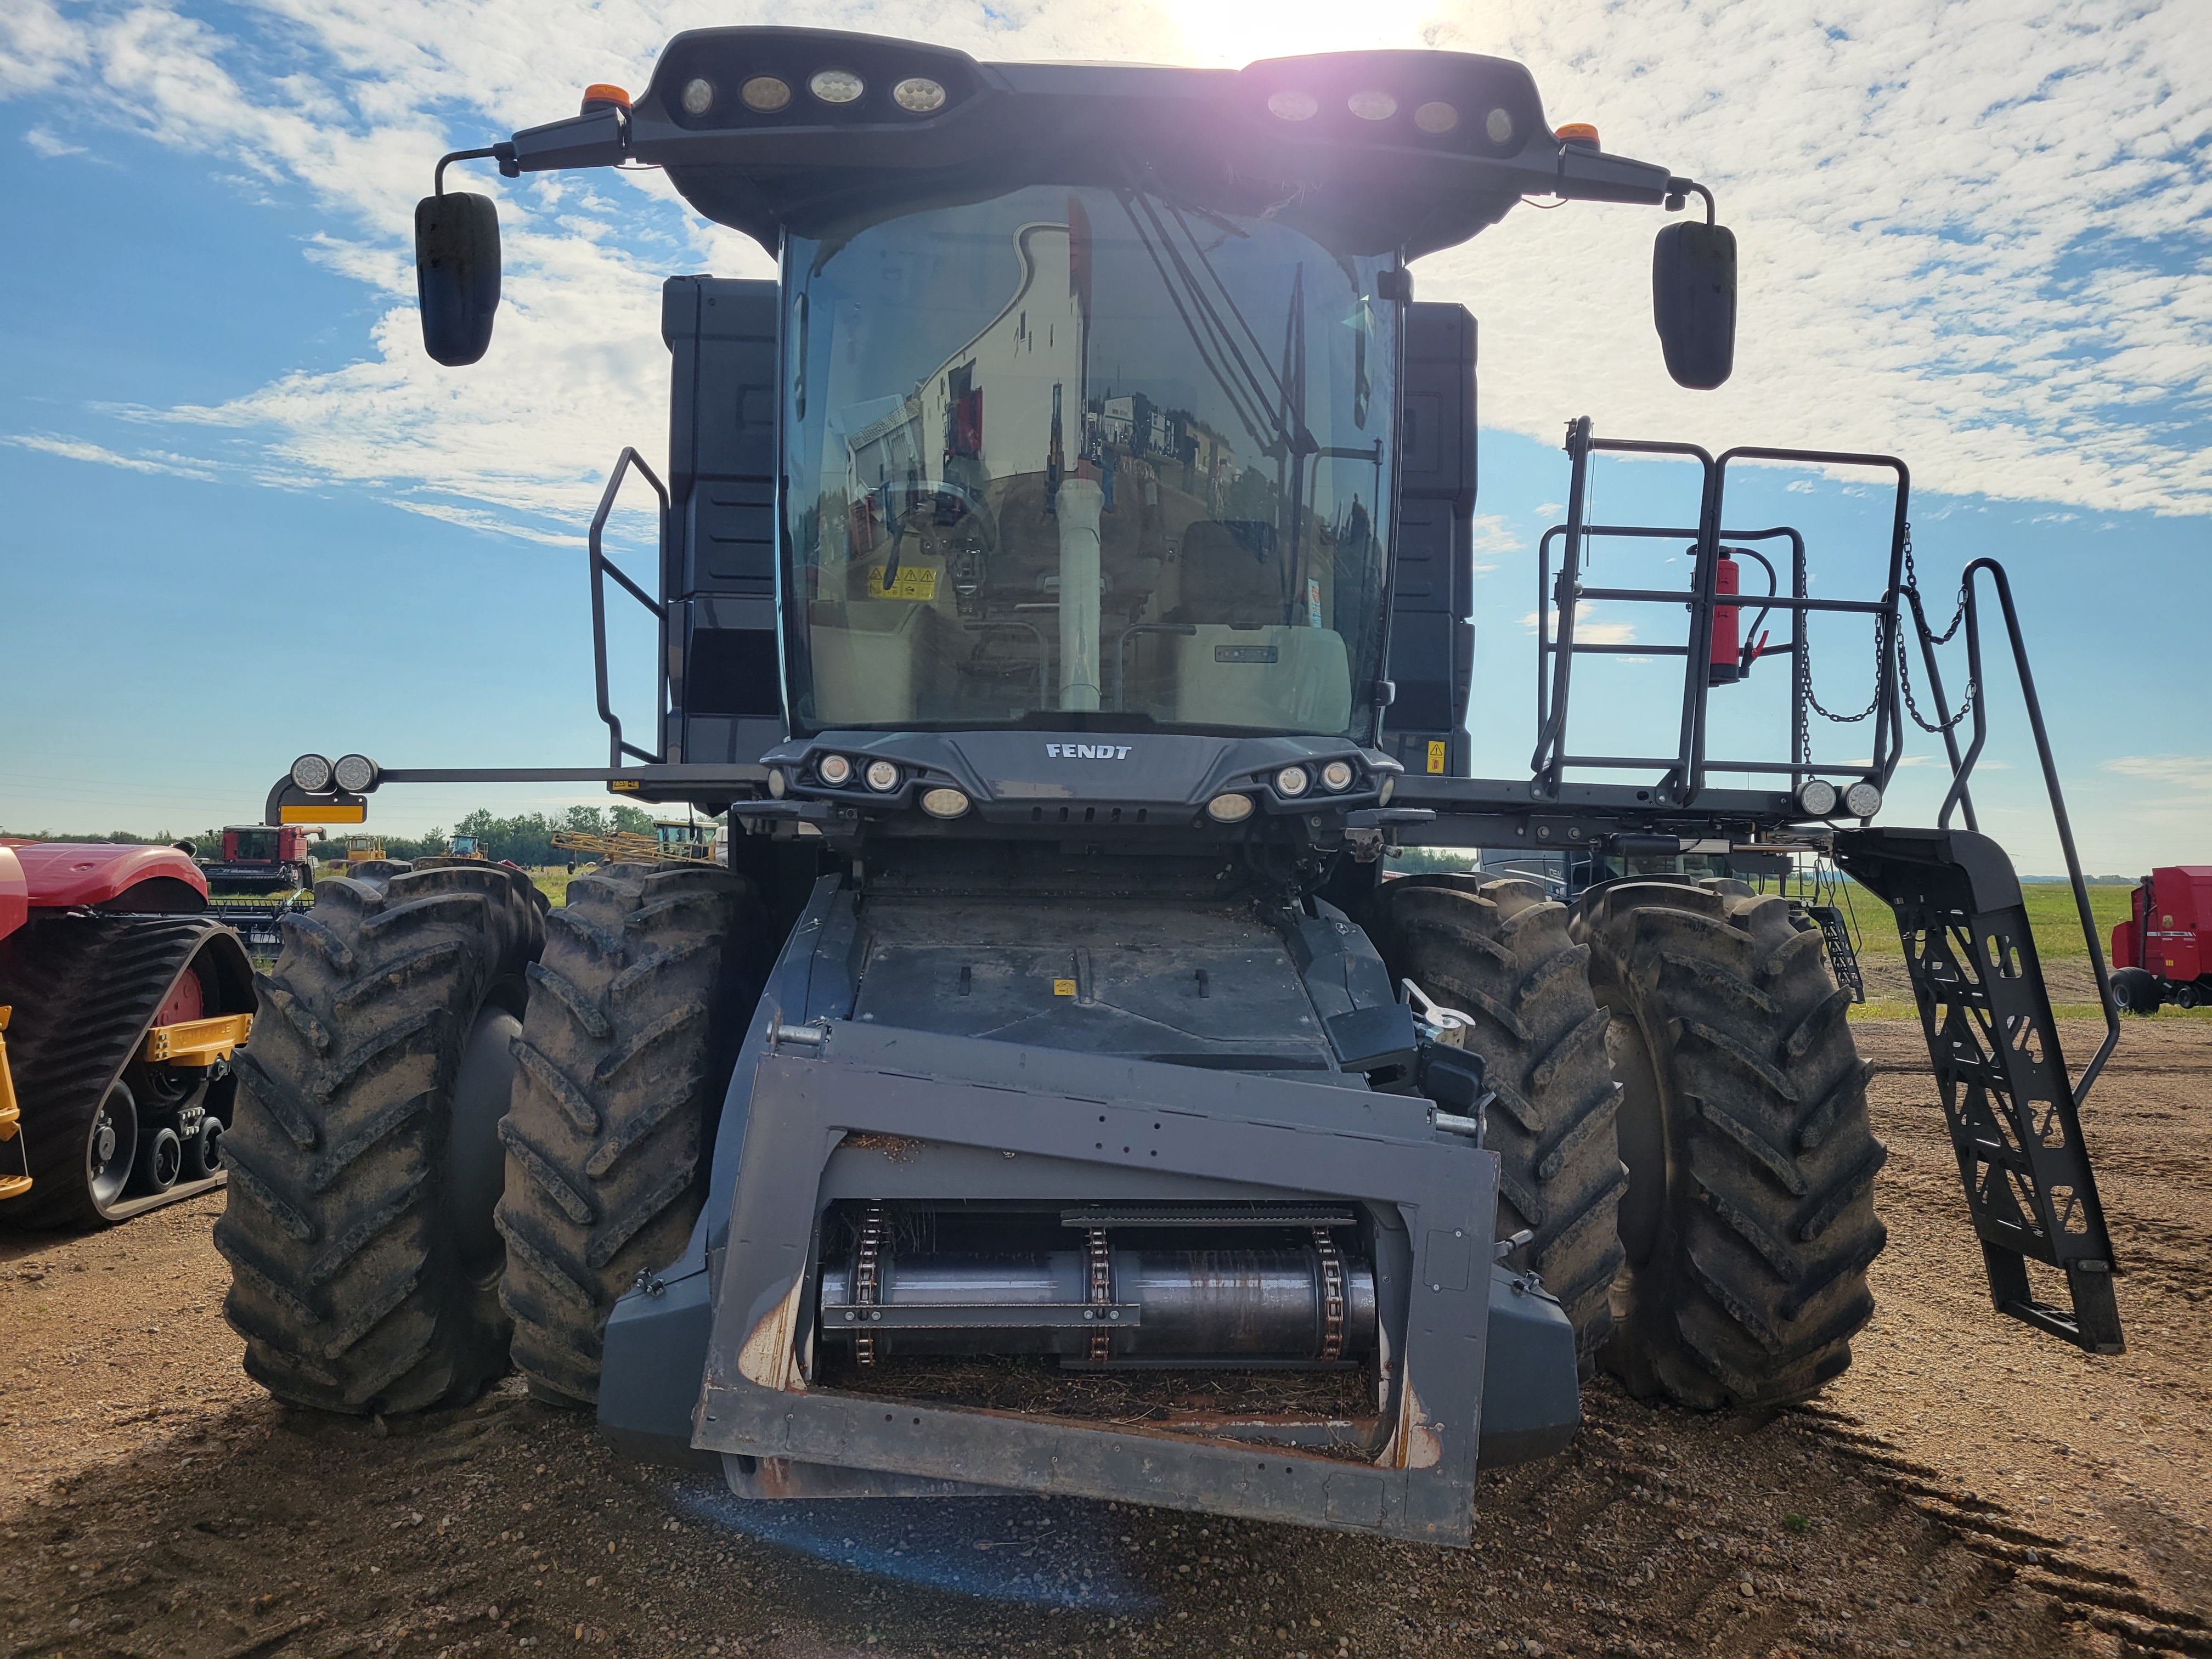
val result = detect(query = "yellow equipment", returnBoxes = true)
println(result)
[0,1008,30,1203]
[550,821,714,865]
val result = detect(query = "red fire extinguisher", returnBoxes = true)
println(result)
[1707,551,1768,685]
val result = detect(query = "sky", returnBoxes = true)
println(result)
[0,0,2207,874]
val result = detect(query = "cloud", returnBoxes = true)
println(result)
[1519,601,1635,646]
[4,434,216,481]
[2103,754,2212,788]
[2,0,2209,536]
[23,125,85,157]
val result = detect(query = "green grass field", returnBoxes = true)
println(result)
[1799,878,2208,1022]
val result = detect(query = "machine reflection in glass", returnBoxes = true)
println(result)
[784,185,1396,738]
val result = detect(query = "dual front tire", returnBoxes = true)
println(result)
[1372,875,1886,1410]
[216,859,752,1416]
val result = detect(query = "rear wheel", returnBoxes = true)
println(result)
[215,862,546,1415]
[495,862,755,1406]
[2110,967,2162,1015]
[1575,878,1886,1409]
[1364,876,1626,1369]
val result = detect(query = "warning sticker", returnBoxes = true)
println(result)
[1052,978,1078,997]
[867,563,939,601]
[1426,740,1447,775]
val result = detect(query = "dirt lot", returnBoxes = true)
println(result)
[3,1019,2206,1659]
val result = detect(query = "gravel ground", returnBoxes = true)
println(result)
[2,1019,2205,1659]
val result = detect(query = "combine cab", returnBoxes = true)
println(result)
[217,30,2124,1545]
[0,841,256,1226]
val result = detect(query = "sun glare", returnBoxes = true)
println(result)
[1171,0,1435,67]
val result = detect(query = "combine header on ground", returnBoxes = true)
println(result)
[219,29,2123,1545]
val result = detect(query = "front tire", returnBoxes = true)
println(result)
[496,862,755,1407]
[1365,876,1626,1369]
[215,862,546,1415]
[1575,878,1886,1409]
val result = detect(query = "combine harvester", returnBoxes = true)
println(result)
[219,31,2124,1543]
[0,841,255,1224]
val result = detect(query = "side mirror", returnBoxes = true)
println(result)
[415,192,501,367]
[1652,221,1736,390]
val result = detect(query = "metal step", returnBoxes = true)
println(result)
[1834,826,2124,1355]
[1802,903,1866,1003]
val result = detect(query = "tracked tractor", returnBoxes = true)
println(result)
[217,31,2125,1544]
[0,841,256,1226]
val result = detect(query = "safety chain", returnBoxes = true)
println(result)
[1087,1226,1114,1364]
[1800,522,1975,735]
[1314,1228,1346,1363]
[853,1201,887,1367]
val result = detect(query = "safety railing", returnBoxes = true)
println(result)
[588,447,670,768]
[1937,557,2120,1101]
[1531,418,1910,808]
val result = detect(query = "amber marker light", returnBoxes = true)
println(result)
[1555,122,1601,150]
[580,83,632,114]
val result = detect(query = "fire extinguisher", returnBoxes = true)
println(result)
[1707,550,1769,686]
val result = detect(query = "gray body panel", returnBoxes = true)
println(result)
[595,873,1580,1541]
[693,1020,1498,1543]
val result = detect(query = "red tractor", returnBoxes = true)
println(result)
[0,841,257,1225]
[2110,866,2212,1012]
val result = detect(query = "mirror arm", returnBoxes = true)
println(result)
[435,143,520,196]
[1665,177,1717,226]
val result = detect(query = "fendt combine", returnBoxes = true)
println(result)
[218,31,2126,1544]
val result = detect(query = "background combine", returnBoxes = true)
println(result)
[215,29,2124,1548]
[0,839,255,1226]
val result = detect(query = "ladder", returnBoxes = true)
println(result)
[1802,903,1865,1003]
[1836,827,2123,1353]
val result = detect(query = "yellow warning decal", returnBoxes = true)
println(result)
[1052,979,1078,997]
[868,564,939,601]
[1426,740,1446,775]
[280,803,367,824]
[608,779,640,792]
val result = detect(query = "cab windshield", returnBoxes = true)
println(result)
[782,185,1396,738]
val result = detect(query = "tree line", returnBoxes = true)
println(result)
[0,804,685,869]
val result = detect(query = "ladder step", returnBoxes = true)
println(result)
[1832,826,2124,1357]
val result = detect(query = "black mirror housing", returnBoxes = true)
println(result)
[1652,220,1736,390]
[415,192,501,367]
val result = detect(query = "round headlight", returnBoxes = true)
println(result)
[1378,774,1396,805]
[893,77,946,114]
[1205,792,1255,824]
[1796,777,1839,818]
[1319,759,1356,793]
[865,759,901,793]
[766,768,787,799]
[809,69,865,104]
[290,753,334,793]
[739,76,791,112]
[332,753,379,794]
[1844,780,1884,819]
[816,753,854,787]
[920,787,970,820]
[681,77,715,116]
[1347,91,1397,122]
[1485,106,1515,144]
[1413,100,1458,134]
[1267,89,1317,122]
[1276,765,1312,798]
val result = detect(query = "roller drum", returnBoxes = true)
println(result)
[818,1243,1374,1363]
